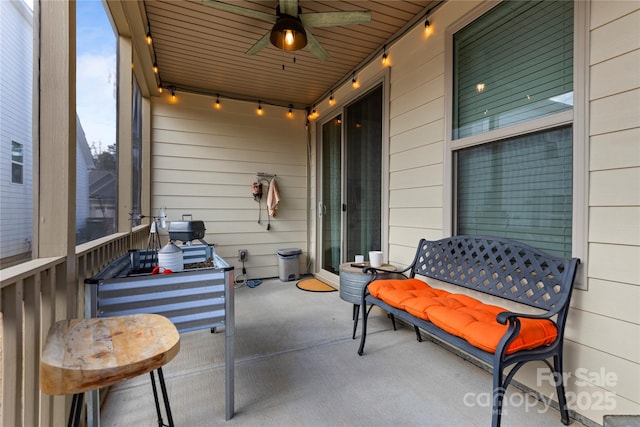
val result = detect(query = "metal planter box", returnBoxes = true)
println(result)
[84,244,235,420]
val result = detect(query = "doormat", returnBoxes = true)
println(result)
[296,278,336,293]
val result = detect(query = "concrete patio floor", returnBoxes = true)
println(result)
[99,278,588,427]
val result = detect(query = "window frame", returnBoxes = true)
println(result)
[443,0,589,289]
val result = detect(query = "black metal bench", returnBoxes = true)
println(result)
[358,235,579,427]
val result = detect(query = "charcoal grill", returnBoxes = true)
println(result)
[169,214,207,244]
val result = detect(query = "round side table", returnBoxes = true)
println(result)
[339,262,397,339]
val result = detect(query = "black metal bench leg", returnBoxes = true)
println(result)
[352,304,360,339]
[414,325,422,342]
[492,368,505,427]
[67,392,84,427]
[358,304,374,356]
[150,367,175,427]
[553,355,571,425]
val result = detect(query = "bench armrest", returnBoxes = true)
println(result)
[496,310,556,325]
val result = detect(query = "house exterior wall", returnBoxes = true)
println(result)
[0,0,33,262]
[310,0,639,424]
[76,116,94,236]
[150,92,309,278]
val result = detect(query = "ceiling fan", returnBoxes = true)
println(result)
[202,0,372,60]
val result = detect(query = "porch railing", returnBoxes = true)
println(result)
[0,225,150,426]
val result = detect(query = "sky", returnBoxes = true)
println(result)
[76,0,117,153]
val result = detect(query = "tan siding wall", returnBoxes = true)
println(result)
[582,1,640,421]
[151,92,308,279]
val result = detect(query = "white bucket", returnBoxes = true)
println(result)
[158,242,184,272]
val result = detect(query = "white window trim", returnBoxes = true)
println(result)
[443,0,589,289]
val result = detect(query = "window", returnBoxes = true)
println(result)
[11,141,24,184]
[451,0,575,258]
[456,127,573,256]
[131,78,142,226]
[452,1,573,140]
[76,1,117,244]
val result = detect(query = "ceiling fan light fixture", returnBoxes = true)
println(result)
[270,15,307,51]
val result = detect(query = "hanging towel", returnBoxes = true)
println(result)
[267,178,280,217]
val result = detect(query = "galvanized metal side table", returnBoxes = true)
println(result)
[339,262,398,339]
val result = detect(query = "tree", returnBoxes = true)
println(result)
[93,144,116,171]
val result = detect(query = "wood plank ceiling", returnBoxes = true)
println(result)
[144,0,439,109]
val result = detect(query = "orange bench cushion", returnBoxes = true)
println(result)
[368,279,557,354]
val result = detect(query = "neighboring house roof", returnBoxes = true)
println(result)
[89,169,116,200]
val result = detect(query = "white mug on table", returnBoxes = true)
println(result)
[369,251,383,268]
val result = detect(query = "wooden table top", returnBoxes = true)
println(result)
[41,313,180,395]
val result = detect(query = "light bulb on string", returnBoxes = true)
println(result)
[146,31,152,45]
[424,19,431,35]
[287,104,294,119]
[329,91,335,106]
[215,94,221,109]
[153,62,158,74]
[381,45,389,66]
[257,101,264,116]
[352,74,360,89]
[170,87,176,102]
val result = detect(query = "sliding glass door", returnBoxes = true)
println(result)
[319,85,383,274]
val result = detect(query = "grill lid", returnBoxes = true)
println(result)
[168,215,206,242]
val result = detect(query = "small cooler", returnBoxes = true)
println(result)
[277,248,302,281]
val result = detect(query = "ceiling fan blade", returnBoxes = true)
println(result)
[246,31,272,55]
[300,11,371,28]
[202,0,277,24]
[304,30,329,61]
[279,0,299,17]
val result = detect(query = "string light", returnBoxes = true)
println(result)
[287,104,294,119]
[170,86,176,102]
[352,73,360,89]
[215,94,221,109]
[424,18,431,35]
[146,31,152,45]
[257,100,264,115]
[158,85,163,94]
[153,62,158,74]
[381,45,389,66]
[329,91,335,106]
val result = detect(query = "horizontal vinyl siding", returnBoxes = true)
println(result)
[0,1,33,260]
[151,93,307,279]
[385,10,452,266]
[580,0,640,422]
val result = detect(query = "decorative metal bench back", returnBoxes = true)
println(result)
[411,236,579,312]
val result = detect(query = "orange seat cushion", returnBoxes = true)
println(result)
[369,279,557,354]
